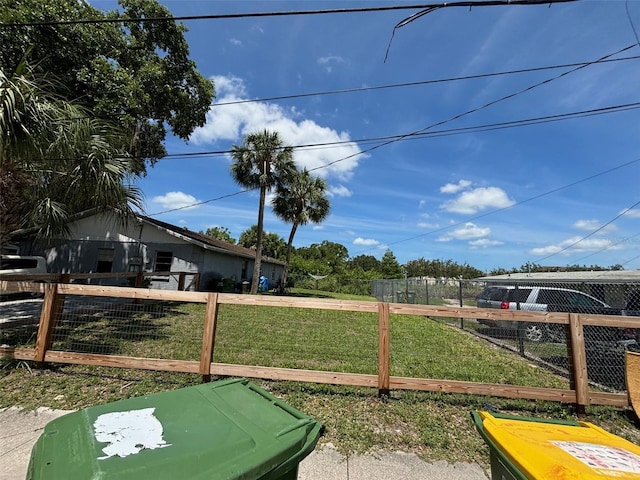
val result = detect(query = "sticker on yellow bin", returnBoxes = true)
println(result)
[475,411,640,479]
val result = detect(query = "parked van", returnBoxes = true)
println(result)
[476,285,622,342]
[0,255,48,275]
[0,255,48,300]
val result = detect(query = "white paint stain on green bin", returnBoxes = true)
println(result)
[93,408,171,460]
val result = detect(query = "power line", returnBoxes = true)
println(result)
[147,189,250,216]
[41,100,640,165]
[0,0,578,28]
[147,39,640,213]
[307,43,638,175]
[532,199,640,264]
[356,156,640,254]
[158,101,640,161]
[571,231,640,265]
[212,55,640,107]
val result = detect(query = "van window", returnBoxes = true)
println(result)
[506,288,532,303]
[566,291,602,307]
[1,257,39,270]
[537,289,602,307]
[538,289,568,304]
[480,287,508,301]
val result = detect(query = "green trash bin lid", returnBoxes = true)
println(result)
[27,378,324,480]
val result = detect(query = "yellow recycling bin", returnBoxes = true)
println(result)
[472,410,640,479]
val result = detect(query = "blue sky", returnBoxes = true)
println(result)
[98,0,640,273]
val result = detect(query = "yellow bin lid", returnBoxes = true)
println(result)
[477,411,640,479]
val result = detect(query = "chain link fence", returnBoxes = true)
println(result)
[399,278,640,393]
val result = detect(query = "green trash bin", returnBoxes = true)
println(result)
[27,378,324,480]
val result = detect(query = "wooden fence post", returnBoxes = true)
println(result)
[200,293,219,382]
[33,283,65,363]
[378,301,390,397]
[178,273,186,291]
[566,313,588,414]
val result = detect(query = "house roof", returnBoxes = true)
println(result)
[140,216,285,266]
[477,270,640,284]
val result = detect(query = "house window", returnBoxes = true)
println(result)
[154,251,173,272]
[241,260,248,280]
[96,248,114,273]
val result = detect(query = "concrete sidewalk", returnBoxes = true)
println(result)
[0,407,489,480]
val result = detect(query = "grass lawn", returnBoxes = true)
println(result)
[2,288,639,466]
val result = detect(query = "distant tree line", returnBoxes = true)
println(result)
[201,226,624,296]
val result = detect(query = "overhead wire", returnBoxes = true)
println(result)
[212,55,640,107]
[307,43,638,175]
[149,44,640,225]
[145,101,640,215]
[158,101,640,161]
[9,0,636,266]
[532,199,640,264]
[570,231,640,265]
[0,0,579,28]
[353,156,640,254]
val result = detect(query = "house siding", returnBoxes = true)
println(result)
[26,211,283,291]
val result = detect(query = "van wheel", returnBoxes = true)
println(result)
[522,323,545,342]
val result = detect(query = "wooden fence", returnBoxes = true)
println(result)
[1,279,637,410]
[0,271,200,290]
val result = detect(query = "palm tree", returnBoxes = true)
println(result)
[0,62,144,250]
[272,168,330,290]
[230,130,295,294]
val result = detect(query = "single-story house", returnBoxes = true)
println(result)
[16,210,285,292]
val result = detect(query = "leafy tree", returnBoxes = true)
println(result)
[405,257,483,278]
[237,226,287,261]
[348,254,381,272]
[288,250,330,283]
[200,226,235,244]
[489,267,511,276]
[0,63,143,248]
[380,249,403,279]
[231,130,295,293]
[272,168,330,288]
[0,0,214,174]
[296,241,349,273]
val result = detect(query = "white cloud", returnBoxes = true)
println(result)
[573,219,617,233]
[438,222,490,242]
[353,237,379,246]
[317,55,345,72]
[417,221,439,229]
[529,236,623,256]
[152,191,200,210]
[440,187,515,215]
[328,185,352,197]
[440,179,472,194]
[469,238,503,248]
[229,38,242,46]
[191,75,364,182]
[620,208,640,219]
[419,199,426,209]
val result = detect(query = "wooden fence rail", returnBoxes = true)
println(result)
[0,280,635,410]
[0,271,200,290]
